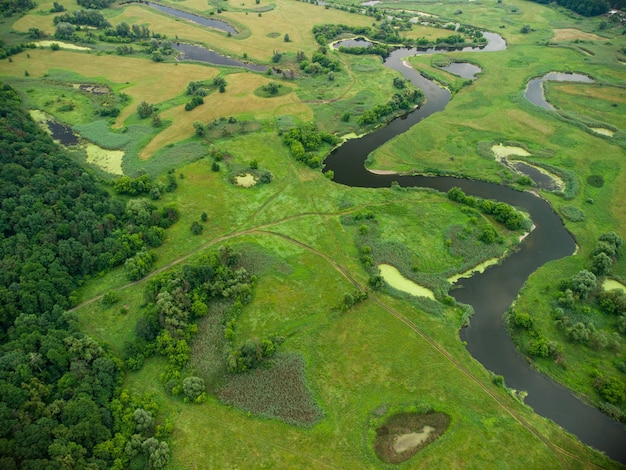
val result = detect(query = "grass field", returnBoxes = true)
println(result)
[2,0,625,466]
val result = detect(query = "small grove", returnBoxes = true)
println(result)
[123,247,285,397]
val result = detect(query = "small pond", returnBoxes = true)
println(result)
[525,72,593,110]
[140,2,238,35]
[48,121,80,146]
[173,43,266,71]
[378,264,435,299]
[438,62,481,80]
[333,38,373,49]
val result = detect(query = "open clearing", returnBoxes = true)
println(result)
[393,426,436,453]
[139,73,309,158]
[552,28,605,41]
[33,41,92,51]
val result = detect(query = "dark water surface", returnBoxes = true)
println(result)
[172,43,266,71]
[324,33,626,463]
[142,2,238,35]
[525,72,594,110]
[439,62,482,80]
[48,121,79,146]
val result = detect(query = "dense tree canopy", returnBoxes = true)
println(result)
[526,0,610,16]
[0,84,176,467]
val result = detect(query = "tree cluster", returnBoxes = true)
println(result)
[0,0,36,17]
[53,10,111,29]
[527,0,610,16]
[102,22,151,43]
[126,247,267,388]
[0,40,35,60]
[447,187,527,231]
[299,48,341,76]
[358,87,425,126]
[77,0,114,9]
[511,232,624,418]
[0,84,179,333]
[281,124,340,168]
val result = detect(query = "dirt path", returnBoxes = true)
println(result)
[71,207,601,468]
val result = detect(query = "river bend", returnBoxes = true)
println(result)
[324,33,626,463]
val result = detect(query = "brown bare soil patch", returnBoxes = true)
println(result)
[373,411,450,464]
[552,28,603,41]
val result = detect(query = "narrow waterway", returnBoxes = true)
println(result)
[324,33,626,463]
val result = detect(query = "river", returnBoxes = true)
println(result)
[323,33,626,463]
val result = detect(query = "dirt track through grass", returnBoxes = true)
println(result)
[72,211,603,469]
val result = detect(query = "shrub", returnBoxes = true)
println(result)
[190,221,203,235]
[595,376,626,404]
[560,205,585,222]
[101,290,120,306]
[182,376,205,402]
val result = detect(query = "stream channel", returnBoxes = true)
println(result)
[324,32,626,463]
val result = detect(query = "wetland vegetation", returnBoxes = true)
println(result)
[1,0,625,467]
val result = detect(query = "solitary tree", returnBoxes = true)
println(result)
[137,101,154,119]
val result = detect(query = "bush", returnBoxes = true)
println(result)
[185,95,204,111]
[101,290,120,306]
[182,376,205,402]
[595,376,626,404]
[560,205,585,222]
[124,249,157,281]
[190,221,203,235]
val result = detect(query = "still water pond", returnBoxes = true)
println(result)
[525,72,593,110]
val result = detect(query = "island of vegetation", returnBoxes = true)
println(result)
[0,0,625,467]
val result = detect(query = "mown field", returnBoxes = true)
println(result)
[1,0,625,467]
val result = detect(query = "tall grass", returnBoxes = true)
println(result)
[216,354,323,426]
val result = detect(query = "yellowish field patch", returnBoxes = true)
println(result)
[218,0,373,60]
[29,109,51,130]
[140,73,311,158]
[448,258,501,284]
[393,426,435,453]
[157,0,217,13]
[378,264,436,300]
[0,49,219,126]
[552,28,604,42]
[404,24,461,41]
[85,143,124,175]
[603,279,626,293]
[591,128,614,137]
[110,5,226,46]
[11,13,57,35]
[234,173,257,187]
[551,83,626,104]
[34,41,92,51]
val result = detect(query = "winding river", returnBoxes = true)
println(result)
[324,33,626,463]
[103,6,626,458]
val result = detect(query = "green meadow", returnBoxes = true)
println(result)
[1,0,625,466]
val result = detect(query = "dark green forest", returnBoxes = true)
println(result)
[526,0,615,16]
[0,84,175,469]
